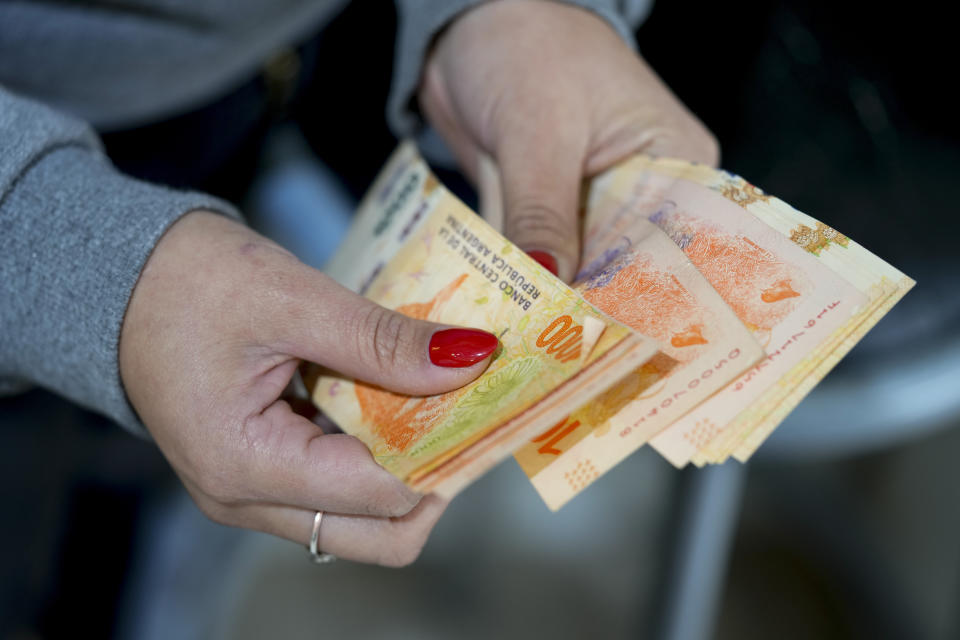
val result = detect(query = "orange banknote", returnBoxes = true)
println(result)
[314,143,658,498]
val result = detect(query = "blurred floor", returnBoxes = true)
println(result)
[213,449,675,640]
[718,424,960,640]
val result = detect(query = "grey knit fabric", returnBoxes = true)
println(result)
[0,0,349,131]
[0,0,647,435]
[0,88,241,433]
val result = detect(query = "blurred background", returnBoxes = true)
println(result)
[1,1,958,638]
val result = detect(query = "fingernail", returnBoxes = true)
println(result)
[527,250,558,276]
[429,328,499,367]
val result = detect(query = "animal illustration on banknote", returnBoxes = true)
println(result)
[581,250,716,366]
[650,206,811,338]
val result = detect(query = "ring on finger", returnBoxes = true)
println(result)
[307,510,336,564]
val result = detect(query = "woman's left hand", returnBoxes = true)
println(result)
[419,0,719,281]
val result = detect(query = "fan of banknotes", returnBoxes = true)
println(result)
[309,142,914,510]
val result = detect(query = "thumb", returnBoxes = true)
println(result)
[269,270,498,396]
[494,131,586,283]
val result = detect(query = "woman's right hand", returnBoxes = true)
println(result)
[119,211,497,566]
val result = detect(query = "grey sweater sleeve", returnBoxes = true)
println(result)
[0,86,240,434]
[388,0,652,135]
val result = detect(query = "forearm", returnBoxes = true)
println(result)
[0,87,240,433]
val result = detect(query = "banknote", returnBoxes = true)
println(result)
[315,142,913,509]
[476,149,906,506]
[484,151,870,472]
[681,164,915,463]
[514,193,765,509]
[313,143,659,498]
[566,163,862,467]
[613,157,910,466]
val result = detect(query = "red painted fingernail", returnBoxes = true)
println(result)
[429,328,499,367]
[527,250,558,276]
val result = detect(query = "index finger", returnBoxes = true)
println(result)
[241,400,422,518]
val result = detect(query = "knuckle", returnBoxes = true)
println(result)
[692,127,721,167]
[193,495,234,527]
[379,546,422,568]
[670,116,720,167]
[356,304,414,373]
[377,528,429,568]
[331,436,420,516]
[359,479,420,517]
[642,116,721,168]
[380,488,421,518]
[505,199,569,246]
[196,473,240,507]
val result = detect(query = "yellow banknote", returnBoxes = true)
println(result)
[314,143,658,498]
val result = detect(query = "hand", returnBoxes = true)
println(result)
[419,0,719,281]
[119,211,497,566]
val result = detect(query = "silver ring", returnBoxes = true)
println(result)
[307,510,336,564]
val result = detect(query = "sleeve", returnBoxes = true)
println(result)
[0,86,242,435]
[388,0,654,136]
